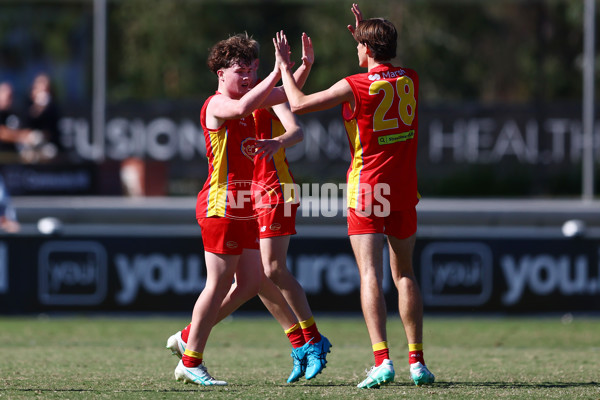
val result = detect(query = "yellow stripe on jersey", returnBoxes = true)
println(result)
[344,118,363,209]
[271,119,296,203]
[206,127,229,217]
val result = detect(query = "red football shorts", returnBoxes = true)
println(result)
[197,217,259,255]
[347,207,417,239]
[257,202,299,239]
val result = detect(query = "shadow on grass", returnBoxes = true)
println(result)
[243,381,600,389]
[3,381,597,393]
[0,388,233,394]
[428,381,599,389]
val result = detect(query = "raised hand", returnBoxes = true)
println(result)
[346,3,364,36]
[300,32,314,67]
[273,30,292,70]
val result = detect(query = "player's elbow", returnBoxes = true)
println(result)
[289,103,305,114]
[286,128,304,146]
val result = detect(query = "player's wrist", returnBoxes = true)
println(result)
[279,63,291,73]
[269,68,282,78]
[302,58,313,68]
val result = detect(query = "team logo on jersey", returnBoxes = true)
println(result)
[241,137,258,160]
[368,73,381,81]
[269,223,281,231]
[226,241,239,249]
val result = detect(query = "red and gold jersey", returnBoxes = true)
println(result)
[342,63,419,212]
[252,108,297,205]
[196,93,257,219]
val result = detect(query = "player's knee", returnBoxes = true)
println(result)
[263,265,280,283]
[392,271,417,289]
[392,266,416,281]
[358,266,380,282]
[263,259,286,282]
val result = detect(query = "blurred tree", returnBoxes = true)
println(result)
[390,1,591,104]
[1,0,596,103]
[104,0,597,104]
[109,0,309,101]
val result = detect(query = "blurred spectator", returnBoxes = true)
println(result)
[19,73,63,163]
[0,174,19,233]
[1,75,63,164]
[0,82,21,232]
[0,81,28,162]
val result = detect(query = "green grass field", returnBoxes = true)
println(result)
[1,314,598,399]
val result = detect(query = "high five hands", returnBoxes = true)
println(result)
[274,30,292,71]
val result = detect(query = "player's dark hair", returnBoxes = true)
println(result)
[207,33,259,74]
[354,18,397,62]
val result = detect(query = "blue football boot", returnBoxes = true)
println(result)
[304,335,332,380]
[287,345,307,383]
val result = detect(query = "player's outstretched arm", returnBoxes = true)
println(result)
[347,3,364,36]
[275,32,303,109]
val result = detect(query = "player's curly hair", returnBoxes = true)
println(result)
[207,33,260,74]
[354,18,397,62]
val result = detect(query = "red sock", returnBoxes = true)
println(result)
[285,323,306,348]
[374,349,390,367]
[408,343,425,365]
[181,323,191,343]
[372,341,389,366]
[299,317,321,343]
[182,349,202,368]
[409,350,424,365]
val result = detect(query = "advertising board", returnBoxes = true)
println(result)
[1,233,598,314]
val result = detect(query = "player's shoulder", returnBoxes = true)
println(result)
[205,92,230,106]
[378,65,419,84]
[399,66,418,77]
[201,92,221,112]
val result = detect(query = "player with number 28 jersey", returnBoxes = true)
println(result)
[343,65,419,212]
[276,4,434,389]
